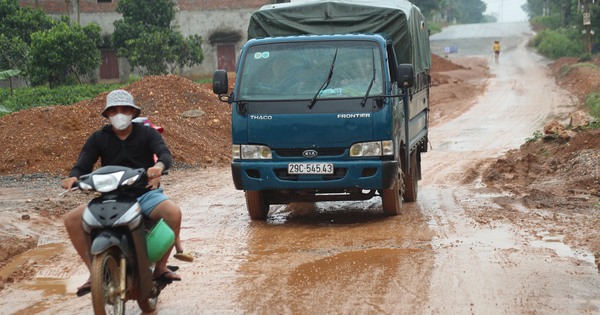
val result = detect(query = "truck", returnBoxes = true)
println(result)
[212,0,431,220]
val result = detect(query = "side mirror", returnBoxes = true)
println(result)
[212,70,229,95]
[397,64,414,88]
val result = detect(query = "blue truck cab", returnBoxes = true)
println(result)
[213,0,430,220]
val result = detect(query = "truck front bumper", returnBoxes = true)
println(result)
[231,160,397,191]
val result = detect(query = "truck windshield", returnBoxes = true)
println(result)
[238,41,384,101]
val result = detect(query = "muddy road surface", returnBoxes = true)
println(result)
[1,22,599,314]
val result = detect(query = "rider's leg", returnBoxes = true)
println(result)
[64,204,91,271]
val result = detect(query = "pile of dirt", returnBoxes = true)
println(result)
[429,54,489,126]
[430,53,467,86]
[482,57,600,264]
[0,75,232,176]
[548,56,600,102]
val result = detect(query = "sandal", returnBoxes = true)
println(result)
[173,251,194,262]
[76,281,91,297]
[154,270,181,285]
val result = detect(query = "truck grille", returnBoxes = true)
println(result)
[274,148,346,157]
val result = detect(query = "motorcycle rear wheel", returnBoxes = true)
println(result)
[91,250,125,315]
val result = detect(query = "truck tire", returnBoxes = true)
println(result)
[381,172,402,216]
[402,150,419,202]
[245,190,270,220]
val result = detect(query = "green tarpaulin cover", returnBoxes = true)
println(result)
[248,0,431,74]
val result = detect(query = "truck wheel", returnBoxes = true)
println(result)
[402,151,419,202]
[245,190,270,220]
[381,172,402,216]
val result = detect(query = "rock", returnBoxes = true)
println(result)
[557,129,577,142]
[544,120,564,135]
[181,109,205,118]
[21,214,30,220]
[569,111,596,129]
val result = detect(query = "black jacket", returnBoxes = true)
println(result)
[69,123,173,195]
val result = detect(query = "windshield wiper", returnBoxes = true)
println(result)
[308,49,338,109]
[360,48,376,107]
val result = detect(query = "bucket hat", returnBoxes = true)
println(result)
[102,89,141,118]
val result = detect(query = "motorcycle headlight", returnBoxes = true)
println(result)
[92,171,125,192]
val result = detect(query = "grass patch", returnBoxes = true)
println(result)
[0,83,124,117]
[586,92,600,122]
[525,130,544,143]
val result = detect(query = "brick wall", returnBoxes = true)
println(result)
[20,0,276,14]
[20,0,116,14]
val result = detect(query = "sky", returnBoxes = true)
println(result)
[483,0,529,22]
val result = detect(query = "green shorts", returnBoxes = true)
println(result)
[137,188,169,216]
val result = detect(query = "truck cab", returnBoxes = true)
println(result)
[213,0,430,220]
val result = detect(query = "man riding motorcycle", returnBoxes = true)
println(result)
[61,89,182,296]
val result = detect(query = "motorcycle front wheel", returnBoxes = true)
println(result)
[136,289,158,313]
[91,250,125,315]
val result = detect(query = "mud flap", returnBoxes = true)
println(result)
[90,230,130,256]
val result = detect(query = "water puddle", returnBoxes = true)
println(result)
[530,231,596,264]
[290,247,422,284]
[0,242,73,296]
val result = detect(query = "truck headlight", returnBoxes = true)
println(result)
[232,144,272,159]
[350,140,394,157]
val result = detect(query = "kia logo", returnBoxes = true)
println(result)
[302,150,318,158]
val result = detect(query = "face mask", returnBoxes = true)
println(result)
[109,113,133,130]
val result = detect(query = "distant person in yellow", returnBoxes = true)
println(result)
[493,40,501,63]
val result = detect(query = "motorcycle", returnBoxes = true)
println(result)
[68,165,175,314]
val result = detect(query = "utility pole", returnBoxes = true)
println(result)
[582,0,592,54]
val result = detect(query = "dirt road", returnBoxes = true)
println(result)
[1,22,599,314]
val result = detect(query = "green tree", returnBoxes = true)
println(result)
[0,0,55,87]
[173,34,204,74]
[28,22,102,87]
[411,0,439,19]
[112,0,204,75]
[0,0,55,45]
[0,34,29,92]
[461,0,486,23]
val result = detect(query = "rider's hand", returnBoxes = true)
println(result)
[147,164,164,180]
[146,177,160,190]
[146,163,164,190]
[61,177,78,190]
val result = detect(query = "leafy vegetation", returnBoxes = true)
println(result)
[411,0,492,24]
[525,0,599,59]
[586,92,600,120]
[0,0,104,87]
[29,20,102,87]
[112,0,204,75]
[532,29,585,59]
[525,130,544,143]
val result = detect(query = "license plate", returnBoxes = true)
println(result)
[288,163,334,174]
